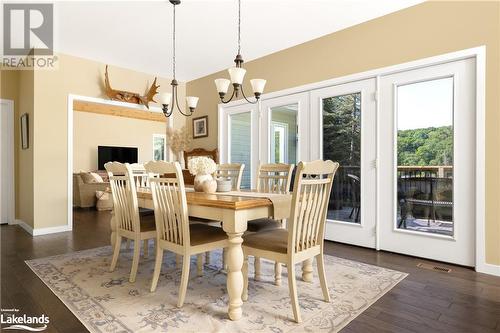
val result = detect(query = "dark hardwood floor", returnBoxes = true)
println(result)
[1,209,499,333]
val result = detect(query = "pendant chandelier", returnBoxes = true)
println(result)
[214,0,266,104]
[158,0,199,117]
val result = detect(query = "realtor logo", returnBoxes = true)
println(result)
[3,3,53,56]
[1,308,49,331]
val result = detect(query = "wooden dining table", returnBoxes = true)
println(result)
[109,189,314,321]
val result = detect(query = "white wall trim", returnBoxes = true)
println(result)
[0,99,15,226]
[218,46,495,276]
[67,94,172,234]
[12,219,72,236]
[12,219,33,235]
[476,263,500,277]
[32,225,73,236]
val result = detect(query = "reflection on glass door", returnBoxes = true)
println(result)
[323,93,361,224]
[396,78,454,236]
[230,112,252,188]
[270,104,298,165]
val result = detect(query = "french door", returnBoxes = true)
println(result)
[219,55,477,266]
[219,103,259,188]
[378,58,476,266]
[311,79,377,248]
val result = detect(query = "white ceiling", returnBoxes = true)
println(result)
[54,0,424,82]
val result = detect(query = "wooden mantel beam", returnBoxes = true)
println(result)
[73,99,166,123]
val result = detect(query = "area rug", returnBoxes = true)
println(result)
[26,246,407,333]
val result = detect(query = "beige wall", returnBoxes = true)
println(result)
[1,68,35,228]
[74,112,166,171]
[187,1,500,265]
[32,53,185,230]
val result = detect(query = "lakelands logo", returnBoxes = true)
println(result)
[2,3,58,69]
[1,308,49,331]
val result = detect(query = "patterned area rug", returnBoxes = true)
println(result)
[26,246,407,333]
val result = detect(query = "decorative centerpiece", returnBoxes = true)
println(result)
[188,156,217,193]
[166,126,192,168]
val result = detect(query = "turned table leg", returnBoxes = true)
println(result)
[225,232,244,320]
[302,258,314,282]
[222,210,247,321]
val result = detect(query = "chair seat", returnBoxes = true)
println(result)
[243,229,288,254]
[190,223,227,246]
[140,214,156,232]
[247,218,281,232]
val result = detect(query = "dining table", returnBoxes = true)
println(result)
[109,188,315,321]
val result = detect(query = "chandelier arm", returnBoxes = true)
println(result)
[173,85,193,117]
[241,85,258,104]
[220,88,237,104]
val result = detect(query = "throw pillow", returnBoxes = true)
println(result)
[90,172,104,183]
[80,172,97,184]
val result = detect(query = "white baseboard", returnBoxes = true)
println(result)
[12,219,34,235]
[32,225,72,236]
[476,262,500,277]
[12,219,72,236]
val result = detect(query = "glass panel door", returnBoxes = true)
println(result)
[311,78,377,248]
[396,78,454,236]
[379,58,475,266]
[323,93,361,224]
[261,92,309,165]
[219,103,259,189]
[230,112,252,188]
[270,104,297,165]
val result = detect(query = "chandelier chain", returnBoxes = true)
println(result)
[238,0,241,55]
[173,3,176,79]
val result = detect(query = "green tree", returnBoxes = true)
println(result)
[397,126,453,166]
[322,93,361,166]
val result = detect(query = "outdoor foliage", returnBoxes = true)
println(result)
[397,126,453,166]
[322,92,452,168]
[322,93,361,166]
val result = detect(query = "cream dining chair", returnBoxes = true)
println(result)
[215,163,245,190]
[242,160,339,323]
[124,163,154,252]
[248,163,294,285]
[144,161,229,307]
[106,162,157,283]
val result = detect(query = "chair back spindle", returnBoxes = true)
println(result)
[256,163,294,194]
[105,162,141,233]
[215,163,245,190]
[145,161,190,247]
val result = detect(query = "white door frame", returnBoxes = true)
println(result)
[0,99,15,225]
[218,46,493,275]
[66,95,170,233]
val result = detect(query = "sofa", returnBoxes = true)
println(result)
[73,172,110,208]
